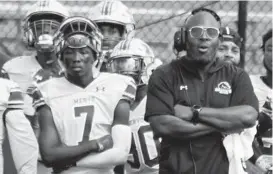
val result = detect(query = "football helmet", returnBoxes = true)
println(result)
[54,16,104,78]
[23,0,69,51]
[54,16,103,59]
[109,38,162,85]
[89,0,135,53]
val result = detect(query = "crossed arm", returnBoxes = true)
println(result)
[37,105,102,167]
[38,99,131,169]
[76,99,132,168]
[145,68,258,140]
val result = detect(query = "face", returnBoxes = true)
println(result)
[98,23,123,51]
[264,37,272,72]
[216,41,240,65]
[185,12,220,64]
[62,47,96,77]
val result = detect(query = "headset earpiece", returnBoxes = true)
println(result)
[173,26,187,52]
[181,26,187,51]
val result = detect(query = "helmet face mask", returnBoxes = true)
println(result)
[23,0,69,51]
[108,56,144,83]
[25,18,60,52]
[54,17,103,78]
[54,17,103,56]
[109,38,161,85]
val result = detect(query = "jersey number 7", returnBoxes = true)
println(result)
[74,105,94,144]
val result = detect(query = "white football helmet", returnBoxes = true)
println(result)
[109,38,162,85]
[89,0,135,53]
[23,0,69,51]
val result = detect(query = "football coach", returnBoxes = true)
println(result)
[144,8,259,174]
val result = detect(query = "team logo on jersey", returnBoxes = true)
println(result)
[214,81,232,95]
[96,86,105,92]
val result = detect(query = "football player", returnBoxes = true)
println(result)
[216,26,242,66]
[0,77,38,174]
[89,0,135,71]
[1,1,69,173]
[108,38,163,174]
[249,29,272,173]
[1,0,69,124]
[34,16,136,174]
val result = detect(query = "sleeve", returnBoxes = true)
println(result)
[7,83,24,110]
[121,76,137,104]
[144,68,175,122]
[31,85,47,110]
[5,110,38,174]
[230,70,259,111]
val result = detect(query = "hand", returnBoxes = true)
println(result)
[174,104,193,121]
[96,135,113,152]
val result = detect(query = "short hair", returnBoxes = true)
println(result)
[190,8,221,26]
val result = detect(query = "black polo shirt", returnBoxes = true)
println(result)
[145,58,258,174]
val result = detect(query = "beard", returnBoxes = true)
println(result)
[186,48,217,65]
[185,42,218,65]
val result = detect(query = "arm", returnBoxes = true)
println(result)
[5,109,39,174]
[4,83,38,174]
[175,104,257,132]
[149,115,216,140]
[38,105,110,167]
[76,99,132,168]
[199,71,258,131]
[144,68,215,140]
[198,106,257,131]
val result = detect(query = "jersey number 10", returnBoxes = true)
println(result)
[128,125,160,169]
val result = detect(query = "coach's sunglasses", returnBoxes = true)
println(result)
[189,26,220,39]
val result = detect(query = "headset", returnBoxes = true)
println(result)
[173,8,222,52]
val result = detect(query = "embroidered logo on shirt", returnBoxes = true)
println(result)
[96,86,105,92]
[214,81,232,95]
[180,85,188,90]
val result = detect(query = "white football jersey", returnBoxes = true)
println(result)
[2,55,42,116]
[125,96,159,174]
[250,75,272,111]
[35,73,136,174]
[0,78,24,174]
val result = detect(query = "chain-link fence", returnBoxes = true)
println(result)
[0,1,271,74]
